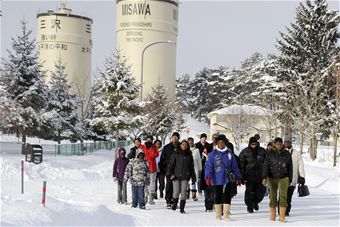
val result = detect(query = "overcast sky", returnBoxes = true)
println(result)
[1,0,339,77]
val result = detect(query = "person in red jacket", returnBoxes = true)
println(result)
[144,135,159,205]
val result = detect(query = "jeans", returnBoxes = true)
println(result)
[132,185,145,208]
[117,180,127,203]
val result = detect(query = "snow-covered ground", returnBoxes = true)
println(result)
[1,116,339,226]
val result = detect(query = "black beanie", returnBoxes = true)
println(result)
[172,132,180,139]
[249,137,257,144]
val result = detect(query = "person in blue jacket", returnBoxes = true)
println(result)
[205,134,241,221]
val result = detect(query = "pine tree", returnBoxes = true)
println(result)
[42,58,82,144]
[144,83,176,142]
[276,0,339,160]
[90,51,144,155]
[176,74,191,110]
[0,20,49,153]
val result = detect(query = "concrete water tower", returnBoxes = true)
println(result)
[37,3,93,104]
[116,0,179,101]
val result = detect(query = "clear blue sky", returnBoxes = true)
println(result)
[1,0,339,78]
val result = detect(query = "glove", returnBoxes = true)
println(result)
[236,179,242,187]
[205,178,211,186]
[298,176,305,185]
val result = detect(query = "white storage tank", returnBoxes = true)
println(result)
[37,4,93,104]
[116,0,178,100]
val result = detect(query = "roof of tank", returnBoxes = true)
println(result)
[37,12,93,23]
[116,0,179,7]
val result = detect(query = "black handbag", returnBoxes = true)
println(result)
[298,184,310,197]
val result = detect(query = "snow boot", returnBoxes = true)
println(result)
[172,198,179,211]
[254,203,259,211]
[223,204,231,221]
[215,204,222,220]
[270,207,276,221]
[180,200,186,213]
[279,207,287,222]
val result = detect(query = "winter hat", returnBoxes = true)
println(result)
[215,134,228,144]
[254,134,261,141]
[172,132,180,139]
[200,133,207,139]
[136,149,145,158]
[187,137,194,142]
[118,147,126,155]
[249,137,258,145]
[274,137,283,144]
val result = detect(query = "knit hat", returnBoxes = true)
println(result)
[254,134,261,141]
[172,132,180,139]
[249,137,258,144]
[200,133,207,139]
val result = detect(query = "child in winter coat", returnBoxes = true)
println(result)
[124,149,150,209]
[113,147,129,204]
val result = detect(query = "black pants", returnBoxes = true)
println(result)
[214,184,232,205]
[244,181,266,209]
[165,175,173,204]
[278,186,295,214]
[204,185,215,210]
[158,173,165,195]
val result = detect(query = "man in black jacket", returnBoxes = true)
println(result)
[239,137,267,213]
[262,137,292,222]
[160,132,180,208]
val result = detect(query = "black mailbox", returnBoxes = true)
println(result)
[25,144,43,164]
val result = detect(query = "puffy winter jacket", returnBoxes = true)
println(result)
[263,148,293,182]
[239,145,266,182]
[205,147,241,186]
[286,148,305,186]
[159,142,179,175]
[124,149,150,186]
[144,142,159,173]
[167,148,196,182]
[112,151,129,181]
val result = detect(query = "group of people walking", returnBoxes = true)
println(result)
[112,132,305,222]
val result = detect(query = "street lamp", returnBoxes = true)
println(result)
[140,40,176,100]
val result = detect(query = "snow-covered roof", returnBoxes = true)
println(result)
[207,104,272,118]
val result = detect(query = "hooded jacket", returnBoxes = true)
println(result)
[124,149,150,186]
[144,142,159,173]
[113,149,129,181]
[286,147,305,186]
[205,147,241,186]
